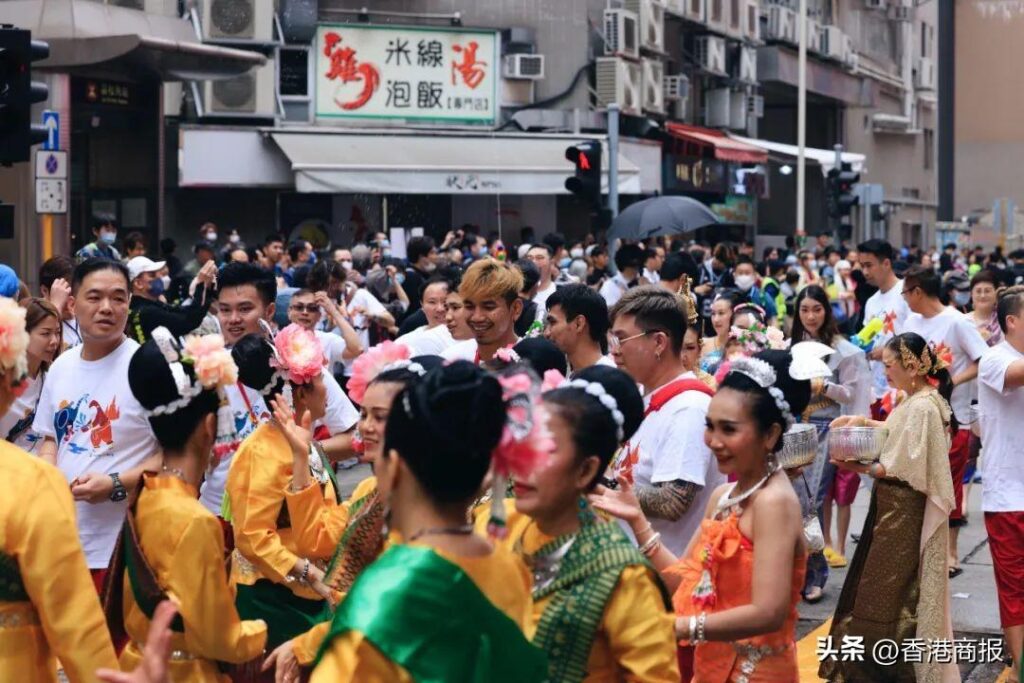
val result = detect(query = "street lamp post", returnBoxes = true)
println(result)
[796,0,807,243]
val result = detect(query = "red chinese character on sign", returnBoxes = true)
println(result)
[323,32,381,110]
[451,41,487,89]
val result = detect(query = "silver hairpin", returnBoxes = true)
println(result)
[563,378,626,442]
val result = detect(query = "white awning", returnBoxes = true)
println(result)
[728,134,866,176]
[270,130,642,195]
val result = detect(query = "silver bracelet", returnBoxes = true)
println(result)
[638,532,662,557]
[694,611,707,645]
[299,559,310,584]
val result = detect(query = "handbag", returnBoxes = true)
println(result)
[800,475,826,553]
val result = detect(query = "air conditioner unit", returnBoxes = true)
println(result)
[604,9,640,60]
[109,0,179,14]
[806,18,822,53]
[842,34,856,68]
[502,54,545,80]
[595,57,643,115]
[766,6,797,44]
[202,57,276,117]
[201,0,274,43]
[642,58,665,113]
[888,0,911,22]
[624,0,666,53]
[743,0,760,42]
[864,0,887,9]
[729,90,747,130]
[872,112,912,134]
[914,56,936,90]
[670,95,690,121]
[664,73,690,101]
[683,0,705,23]
[694,35,727,75]
[747,93,764,118]
[705,87,731,127]
[738,45,757,83]
[821,26,846,61]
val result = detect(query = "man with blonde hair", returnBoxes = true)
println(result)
[442,258,523,364]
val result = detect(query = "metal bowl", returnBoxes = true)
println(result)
[828,426,888,463]
[778,423,818,469]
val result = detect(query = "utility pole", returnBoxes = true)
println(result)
[796,0,807,245]
[607,102,620,274]
[834,143,843,245]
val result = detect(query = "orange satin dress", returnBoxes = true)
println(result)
[667,513,806,683]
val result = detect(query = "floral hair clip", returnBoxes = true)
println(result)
[494,347,521,364]
[563,378,626,441]
[0,297,30,394]
[347,341,412,404]
[271,324,325,386]
[148,328,238,417]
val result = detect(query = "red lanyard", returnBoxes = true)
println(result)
[236,381,259,428]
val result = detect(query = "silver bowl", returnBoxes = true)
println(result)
[828,426,888,463]
[778,423,818,469]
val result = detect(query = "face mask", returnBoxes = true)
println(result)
[100,231,117,245]
[341,260,353,271]
[953,291,971,306]
[308,251,317,265]
[381,249,391,258]
[806,260,818,270]
[570,248,584,259]
[148,277,165,296]
[160,275,171,290]
[229,233,240,244]
[479,246,489,257]
[423,261,437,273]
[396,273,405,285]
[734,274,756,291]
[559,257,571,269]
[204,231,217,242]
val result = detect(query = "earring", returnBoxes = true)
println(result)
[577,496,596,526]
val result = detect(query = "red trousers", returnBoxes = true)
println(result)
[985,511,1024,628]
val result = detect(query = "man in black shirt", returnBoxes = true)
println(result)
[125,256,216,343]
[402,236,439,316]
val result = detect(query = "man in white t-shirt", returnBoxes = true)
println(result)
[336,281,393,379]
[287,288,362,373]
[527,244,557,323]
[902,265,989,574]
[34,259,160,577]
[642,245,664,285]
[977,286,1024,676]
[543,284,615,377]
[600,244,644,309]
[605,286,722,555]
[857,239,910,407]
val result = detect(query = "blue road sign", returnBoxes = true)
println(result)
[42,110,59,151]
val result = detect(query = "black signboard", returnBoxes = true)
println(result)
[663,155,729,194]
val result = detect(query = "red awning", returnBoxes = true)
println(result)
[666,122,769,164]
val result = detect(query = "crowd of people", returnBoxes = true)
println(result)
[0,214,1022,683]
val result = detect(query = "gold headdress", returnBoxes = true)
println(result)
[681,275,699,326]
[898,338,934,376]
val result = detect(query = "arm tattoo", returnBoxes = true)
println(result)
[635,480,702,521]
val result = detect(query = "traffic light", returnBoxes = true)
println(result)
[0,27,49,165]
[826,162,860,218]
[564,140,603,210]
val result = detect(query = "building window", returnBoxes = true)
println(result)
[711,0,723,23]
[921,23,934,58]
[731,0,741,28]
[924,128,934,170]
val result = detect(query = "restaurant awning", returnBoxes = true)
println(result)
[728,134,866,176]
[665,122,769,164]
[1,0,265,81]
[268,130,643,195]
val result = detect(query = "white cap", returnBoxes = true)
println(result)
[836,259,852,271]
[127,256,167,281]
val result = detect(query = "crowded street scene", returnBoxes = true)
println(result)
[0,0,1023,682]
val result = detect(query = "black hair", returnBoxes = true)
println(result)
[542,232,566,253]
[123,231,146,253]
[264,234,284,247]
[734,254,755,268]
[767,259,787,276]
[384,361,506,505]
[128,339,219,452]
[419,274,451,302]
[643,247,659,262]
[614,244,645,273]
[857,239,895,264]
[718,350,812,452]
[193,241,215,255]
[91,214,116,233]
[996,285,1024,334]
[903,264,942,299]
[368,356,444,399]
[291,265,311,290]
[515,258,541,293]
[790,285,839,344]
[307,259,345,294]
[659,251,699,283]
[545,283,610,349]
[885,333,958,430]
[543,365,643,489]
[508,338,569,377]
[216,262,277,306]
[589,246,607,258]
[287,240,308,262]
[407,236,436,264]
[528,243,555,258]
[159,238,176,255]
[610,285,688,356]
[713,288,746,309]
[232,333,285,401]
[39,255,74,291]
[71,257,130,293]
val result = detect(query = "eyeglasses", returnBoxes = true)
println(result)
[607,330,650,352]
[289,304,321,314]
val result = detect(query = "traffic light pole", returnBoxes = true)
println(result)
[607,102,620,275]
[834,143,843,245]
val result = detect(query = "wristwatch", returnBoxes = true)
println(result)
[109,472,128,502]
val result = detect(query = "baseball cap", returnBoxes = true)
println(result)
[127,256,166,281]
[0,264,19,298]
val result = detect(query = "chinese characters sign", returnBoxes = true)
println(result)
[315,24,499,124]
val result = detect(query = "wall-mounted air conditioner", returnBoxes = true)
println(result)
[670,95,690,121]
[642,58,665,114]
[730,90,748,130]
[664,73,690,101]
[914,56,936,90]
[201,0,275,43]
[872,112,912,134]
[503,54,545,80]
[821,26,846,61]
[889,0,912,22]
[604,9,640,60]
[202,57,277,117]
[765,5,797,44]
[109,0,178,13]
[596,56,643,115]
[624,0,666,53]
[694,35,727,75]
[738,45,757,83]
[705,87,731,127]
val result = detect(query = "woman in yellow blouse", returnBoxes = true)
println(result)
[481,365,680,683]
[226,327,337,649]
[0,296,118,683]
[107,328,267,681]
[308,361,547,682]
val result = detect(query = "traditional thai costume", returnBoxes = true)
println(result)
[819,388,959,683]
[310,543,547,682]
[105,474,267,682]
[0,442,119,683]
[226,422,339,648]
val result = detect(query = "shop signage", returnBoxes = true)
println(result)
[663,155,728,194]
[711,195,755,225]
[314,24,499,125]
[76,79,132,107]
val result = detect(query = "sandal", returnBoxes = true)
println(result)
[803,587,825,603]
[948,566,963,579]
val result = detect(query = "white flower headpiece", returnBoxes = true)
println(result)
[148,328,238,417]
[380,359,427,377]
[727,356,795,429]
[562,378,626,442]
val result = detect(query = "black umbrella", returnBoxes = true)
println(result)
[608,196,720,241]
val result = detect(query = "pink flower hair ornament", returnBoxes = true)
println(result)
[0,297,29,387]
[347,340,412,405]
[271,324,325,386]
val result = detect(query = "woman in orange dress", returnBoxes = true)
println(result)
[593,349,819,682]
